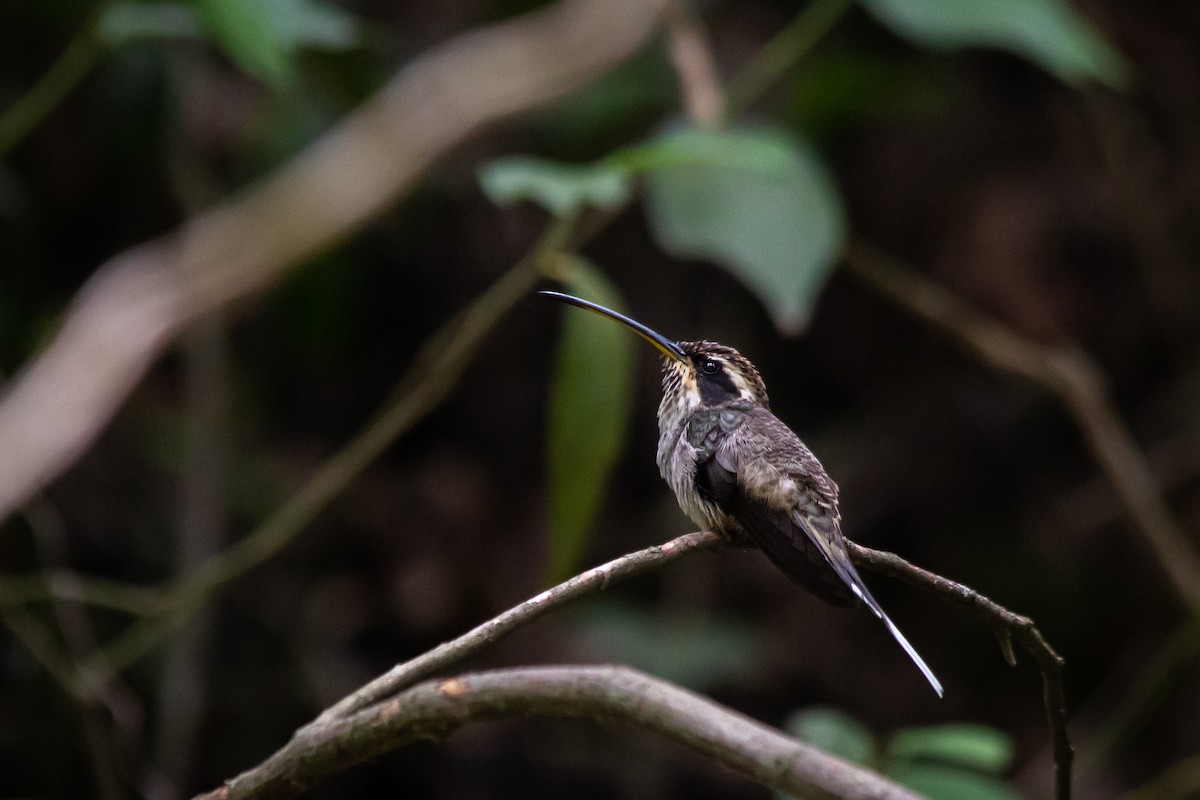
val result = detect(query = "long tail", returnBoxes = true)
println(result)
[732,493,944,696]
[850,582,944,698]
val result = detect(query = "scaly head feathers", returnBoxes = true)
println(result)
[666,341,769,411]
[538,292,769,411]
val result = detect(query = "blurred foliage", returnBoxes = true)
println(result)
[787,708,1024,800]
[636,124,845,333]
[569,600,761,689]
[477,0,1135,576]
[859,0,1130,87]
[889,723,1015,772]
[482,121,844,569]
[98,3,205,45]
[785,706,876,764]
[544,260,635,582]
[100,0,363,84]
[4,0,1200,798]
[479,157,632,218]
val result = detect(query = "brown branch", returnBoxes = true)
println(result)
[197,665,922,800]
[844,241,1200,612]
[848,542,1072,800]
[0,0,671,524]
[182,525,1062,800]
[306,532,1065,797]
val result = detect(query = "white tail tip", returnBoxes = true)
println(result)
[851,583,944,698]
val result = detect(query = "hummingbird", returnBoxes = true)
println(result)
[541,290,943,698]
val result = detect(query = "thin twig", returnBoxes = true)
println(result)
[844,241,1200,612]
[0,608,84,700]
[0,570,160,614]
[0,0,671,523]
[309,530,726,726]
[198,665,923,800]
[77,220,572,691]
[724,0,855,117]
[4,213,585,705]
[4,601,129,800]
[25,498,127,800]
[156,316,230,785]
[0,214,575,635]
[664,0,725,127]
[848,542,1072,800]
[842,239,1200,800]
[0,12,103,156]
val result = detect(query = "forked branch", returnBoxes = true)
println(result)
[199,665,922,800]
[192,530,1069,800]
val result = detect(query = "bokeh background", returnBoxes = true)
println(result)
[2,0,1199,798]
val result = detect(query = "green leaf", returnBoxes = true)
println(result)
[196,0,294,84]
[640,125,845,334]
[887,724,1015,773]
[259,0,361,51]
[98,3,204,45]
[545,260,636,582]
[610,126,796,174]
[193,0,361,86]
[785,707,877,766]
[888,763,1025,800]
[571,602,759,689]
[479,157,632,218]
[861,0,1130,88]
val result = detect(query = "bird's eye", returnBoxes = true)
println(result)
[701,359,720,375]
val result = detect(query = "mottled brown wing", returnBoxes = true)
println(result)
[696,406,945,696]
[727,479,858,606]
[695,412,857,606]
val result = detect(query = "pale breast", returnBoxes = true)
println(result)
[657,420,724,530]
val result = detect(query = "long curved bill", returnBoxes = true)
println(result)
[539,291,686,362]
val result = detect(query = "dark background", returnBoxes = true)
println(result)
[2,1,1199,798]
